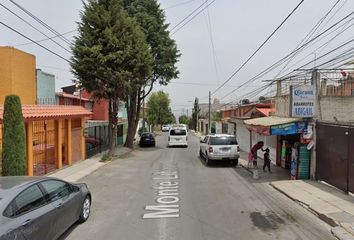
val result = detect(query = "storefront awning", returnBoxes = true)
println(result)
[244,116,300,127]
[244,116,306,136]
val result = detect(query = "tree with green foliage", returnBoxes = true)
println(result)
[71,0,153,152]
[1,95,26,176]
[121,0,180,147]
[146,91,175,128]
[166,109,176,124]
[212,112,222,121]
[178,115,190,125]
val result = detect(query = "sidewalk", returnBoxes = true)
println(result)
[190,130,204,139]
[271,180,354,240]
[238,151,290,182]
[48,146,133,182]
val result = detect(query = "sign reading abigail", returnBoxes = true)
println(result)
[290,85,316,118]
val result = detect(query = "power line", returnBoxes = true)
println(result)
[0,2,71,53]
[8,0,72,45]
[212,0,305,96]
[274,0,342,78]
[15,29,76,47]
[277,19,354,77]
[169,81,258,87]
[37,65,71,72]
[169,0,209,31]
[292,38,354,72]
[203,0,220,84]
[166,0,197,10]
[171,0,217,35]
[0,20,70,63]
[218,10,354,102]
[218,4,353,106]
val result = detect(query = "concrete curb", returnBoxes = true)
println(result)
[239,162,253,174]
[331,226,354,240]
[270,182,338,226]
[270,183,354,240]
[109,147,134,161]
[69,161,111,183]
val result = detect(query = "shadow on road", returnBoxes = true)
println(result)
[137,146,161,152]
[198,155,236,168]
[166,145,188,149]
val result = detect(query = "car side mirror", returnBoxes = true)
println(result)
[72,185,80,192]
[200,140,204,143]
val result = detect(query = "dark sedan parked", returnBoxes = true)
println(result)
[139,132,156,147]
[0,177,91,240]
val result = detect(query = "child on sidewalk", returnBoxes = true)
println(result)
[263,148,271,172]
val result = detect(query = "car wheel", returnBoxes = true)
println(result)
[230,159,238,167]
[78,195,91,223]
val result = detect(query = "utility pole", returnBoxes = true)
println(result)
[208,91,211,134]
[195,97,199,132]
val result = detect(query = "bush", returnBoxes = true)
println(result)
[2,95,26,176]
[100,153,112,162]
[138,127,148,136]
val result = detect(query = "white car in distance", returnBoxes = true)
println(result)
[168,127,188,147]
[162,124,170,132]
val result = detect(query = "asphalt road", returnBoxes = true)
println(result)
[60,133,335,240]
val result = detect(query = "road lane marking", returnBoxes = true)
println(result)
[143,169,180,219]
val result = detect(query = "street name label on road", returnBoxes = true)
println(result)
[143,170,180,219]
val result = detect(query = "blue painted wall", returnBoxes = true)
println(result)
[118,101,128,119]
[36,69,56,104]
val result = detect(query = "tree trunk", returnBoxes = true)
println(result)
[132,94,141,138]
[108,99,118,154]
[108,99,114,153]
[125,93,138,148]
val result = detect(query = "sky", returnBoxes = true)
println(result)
[1,0,354,118]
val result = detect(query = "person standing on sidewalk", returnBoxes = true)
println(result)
[249,141,265,168]
[263,148,271,172]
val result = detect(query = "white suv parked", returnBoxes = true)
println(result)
[199,134,240,166]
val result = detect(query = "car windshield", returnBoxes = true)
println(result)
[170,129,186,135]
[210,136,238,145]
[142,133,153,137]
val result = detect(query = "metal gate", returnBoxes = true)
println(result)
[317,122,354,193]
[33,120,57,176]
[85,125,109,158]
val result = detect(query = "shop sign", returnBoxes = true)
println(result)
[271,122,307,135]
[246,125,270,136]
[290,85,316,117]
